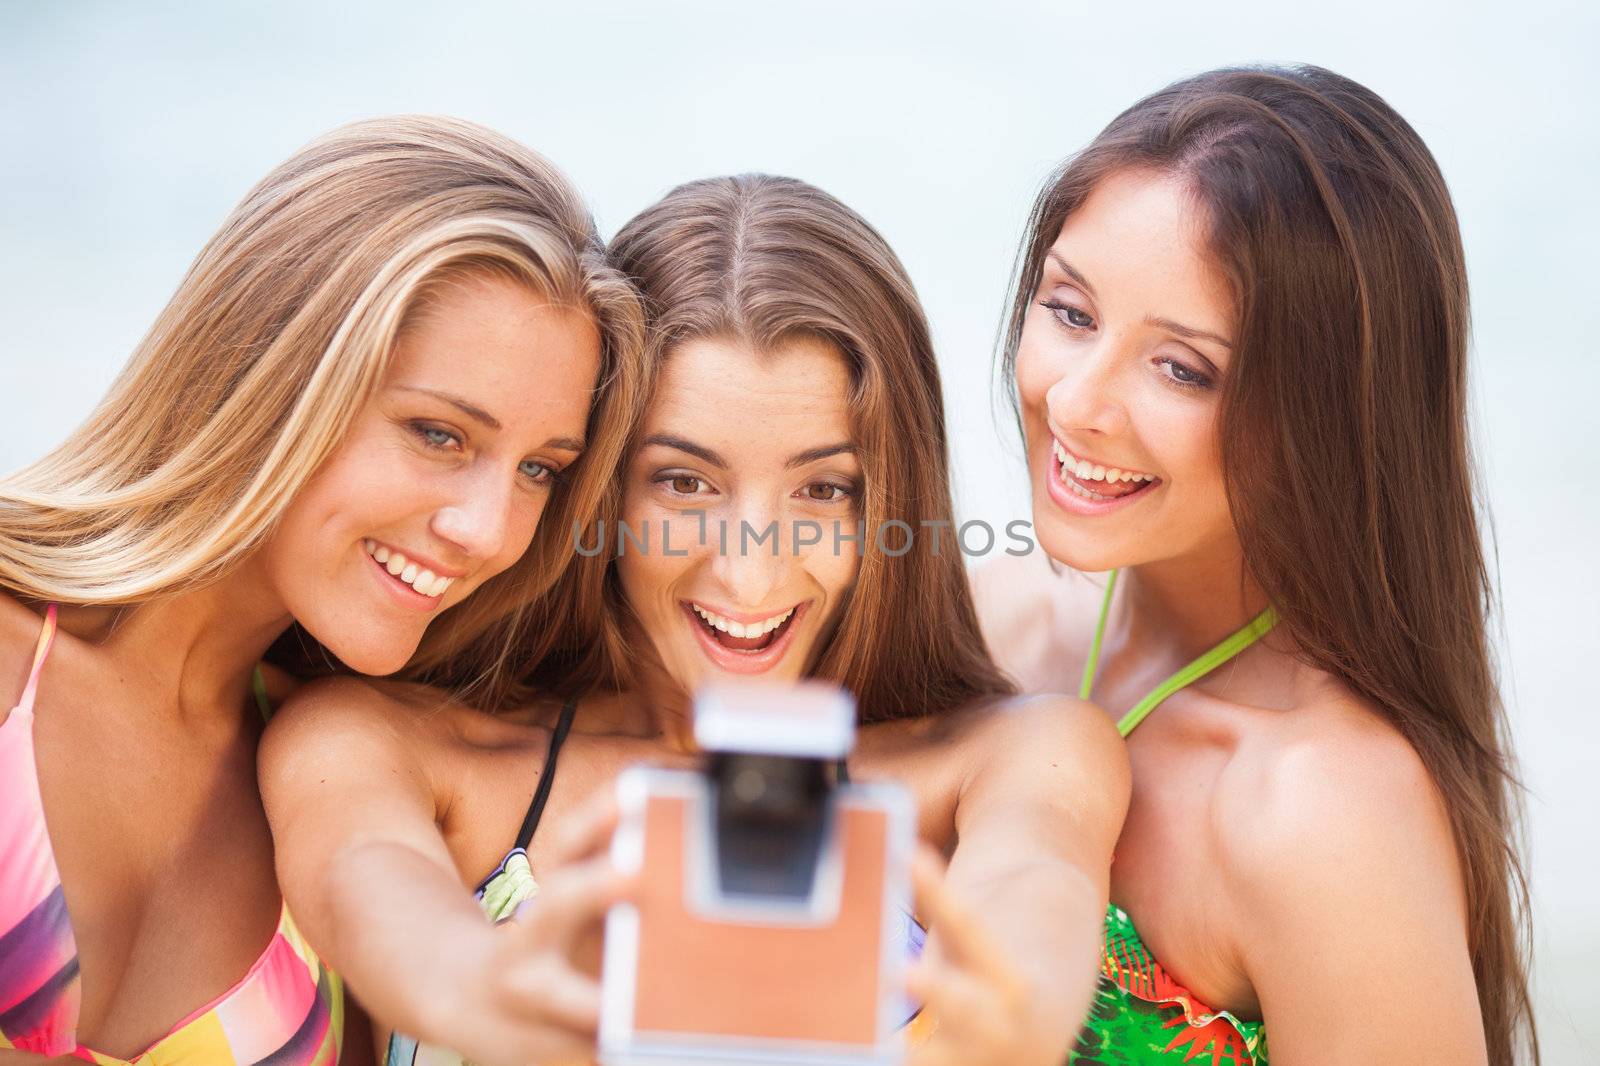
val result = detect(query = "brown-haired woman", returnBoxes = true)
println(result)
[260,173,1129,1066]
[977,64,1536,1064]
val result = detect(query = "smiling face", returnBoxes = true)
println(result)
[259,271,601,675]
[1014,168,1240,574]
[617,334,862,693]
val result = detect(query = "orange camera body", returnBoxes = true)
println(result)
[599,683,914,1066]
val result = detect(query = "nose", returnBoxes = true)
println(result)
[709,499,788,609]
[429,467,521,564]
[1043,337,1131,439]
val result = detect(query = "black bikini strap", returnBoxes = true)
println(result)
[515,698,578,850]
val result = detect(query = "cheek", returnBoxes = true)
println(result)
[1151,408,1228,516]
[1013,323,1059,410]
[803,540,861,609]
[267,466,364,585]
[617,540,692,620]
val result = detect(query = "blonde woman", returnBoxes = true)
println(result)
[0,116,643,1065]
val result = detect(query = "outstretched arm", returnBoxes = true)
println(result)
[915,695,1130,1065]
[258,677,622,1066]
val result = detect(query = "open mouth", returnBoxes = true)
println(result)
[1052,439,1160,504]
[685,601,800,653]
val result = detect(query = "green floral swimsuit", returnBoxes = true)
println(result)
[1070,570,1276,1066]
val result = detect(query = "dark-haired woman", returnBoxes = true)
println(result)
[977,65,1535,1064]
[262,173,1128,1066]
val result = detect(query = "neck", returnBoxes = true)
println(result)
[624,641,700,754]
[1116,538,1270,663]
[69,556,292,725]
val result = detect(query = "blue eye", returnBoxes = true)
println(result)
[1040,300,1095,330]
[519,458,555,483]
[1156,357,1214,390]
[412,422,460,448]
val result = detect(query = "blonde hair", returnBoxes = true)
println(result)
[0,115,645,685]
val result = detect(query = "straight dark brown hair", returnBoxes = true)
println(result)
[532,173,1015,720]
[1003,65,1535,1063]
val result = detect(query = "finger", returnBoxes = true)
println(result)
[905,958,987,1019]
[909,849,1012,981]
[526,968,604,1036]
[905,961,1013,1063]
[545,792,620,867]
[517,855,631,949]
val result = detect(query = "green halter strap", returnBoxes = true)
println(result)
[1077,569,1278,738]
[251,665,273,722]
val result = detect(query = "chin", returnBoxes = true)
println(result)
[320,636,419,678]
[1030,524,1117,574]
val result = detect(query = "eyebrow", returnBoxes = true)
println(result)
[786,443,855,469]
[644,434,726,468]
[1046,253,1097,298]
[1047,253,1234,351]
[397,385,585,453]
[395,386,501,430]
[1145,316,1234,351]
[643,435,856,470]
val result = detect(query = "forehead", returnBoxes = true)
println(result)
[645,334,853,433]
[1051,169,1234,326]
[389,274,600,435]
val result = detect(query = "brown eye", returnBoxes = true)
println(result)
[803,482,850,502]
[670,475,702,494]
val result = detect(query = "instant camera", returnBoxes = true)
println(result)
[599,682,915,1066]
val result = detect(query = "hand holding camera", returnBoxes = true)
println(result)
[903,849,1078,1066]
[429,797,632,1066]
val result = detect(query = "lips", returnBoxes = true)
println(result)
[1044,437,1160,516]
[680,601,808,675]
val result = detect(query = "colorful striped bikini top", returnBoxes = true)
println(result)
[1070,570,1277,1066]
[0,604,344,1065]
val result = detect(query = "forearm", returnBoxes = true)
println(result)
[300,838,497,1043]
[945,852,1106,1044]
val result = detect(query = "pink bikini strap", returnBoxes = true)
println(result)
[16,603,59,714]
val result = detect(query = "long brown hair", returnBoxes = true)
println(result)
[1002,65,1535,1062]
[0,116,645,696]
[525,173,1014,720]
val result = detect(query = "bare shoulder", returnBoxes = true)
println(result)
[258,675,467,793]
[0,592,50,717]
[1214,687,1465,930]
[950,693,1130,829]
[963,692,1125,770]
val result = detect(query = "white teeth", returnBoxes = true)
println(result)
[364,541,456,597]
[1053,440,1155,485]
[692,603,794,637]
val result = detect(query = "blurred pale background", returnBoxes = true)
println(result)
[2,1,1595,1059]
